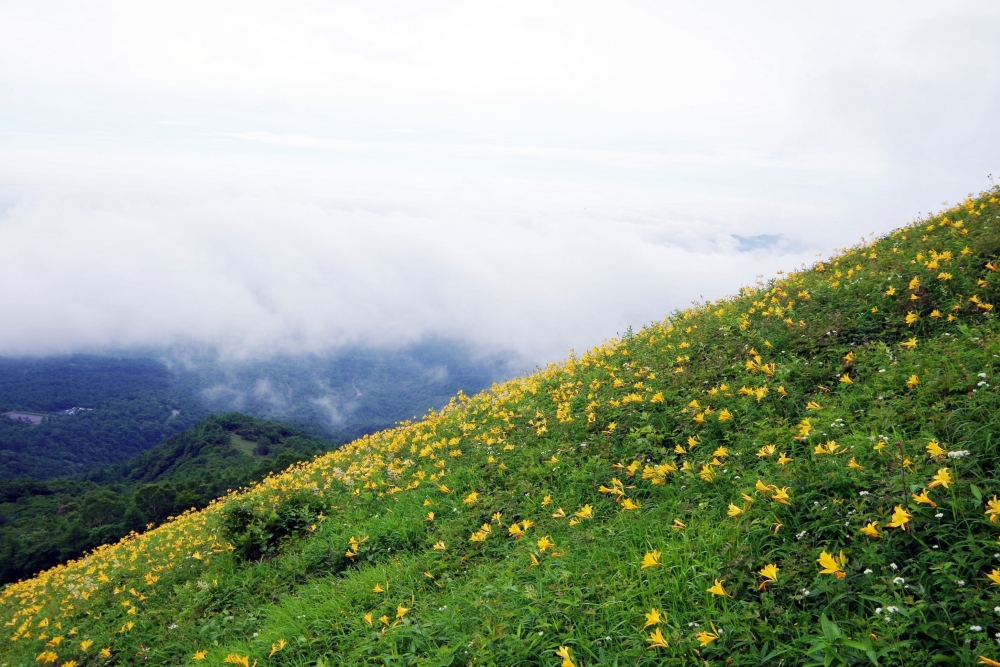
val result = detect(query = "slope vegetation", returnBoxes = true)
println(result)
[3,190,1000,666]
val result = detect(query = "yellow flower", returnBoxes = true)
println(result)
[364,612,373,626]
[756,479,775,495]
[706,578,728,596]
[771,487,791,505]
[886,505,911,529]
[372,583,386,593]
[641,550,662,569]
[912,489,936,507]
[555,646,576,667]
[817,550,846,577]
[757,444,777,458]
[758,564,779,589]
[727,503,744,517]
[900,337,918,350]
[839,374,853,385]
[529,553,540,567]
[98,649,111,659]
[438,485,451,493]
[885,286,896,296]
[192,651,207,661]
[926,440,946,458]
[928,467,952,489]
[647,627,669,649]
[671,518,686,530]
[644,608,662,627]
[695,630,719,646]
[907,374,920,389]
[80,640,93,652]
[621,498,641,511]
[223,655,250,667]
[978,656,1000,666]
[463,492,478,505]
[718,409,732,422]
[987,569,1000,586]
[860,522,881,538]
[574,504,593,519]
[777,452,793,466]
[986,496,1000,523]
[905,311,919,325]
[424,511,435,522]
[433,540,446,550]
[542,494,552,506]
[269,639,287,657]
[814,440,840,455]
[396,605,410,620]
[847,457,863,469]
[551,507,566,518]
[806,401,822,410]
[537,536,554,552]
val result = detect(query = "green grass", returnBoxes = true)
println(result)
[230,433,259,457]
[4,190,1000,666]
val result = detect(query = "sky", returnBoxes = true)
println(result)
[1,1,999,364]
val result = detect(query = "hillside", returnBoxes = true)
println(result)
[3,189,1000,666]
[0,414,328,586]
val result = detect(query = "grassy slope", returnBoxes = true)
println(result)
[4,190,1000,666]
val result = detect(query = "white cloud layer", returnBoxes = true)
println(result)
[1,1,998,362]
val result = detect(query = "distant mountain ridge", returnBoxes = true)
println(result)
[0,340,521,479]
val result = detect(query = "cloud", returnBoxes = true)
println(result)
[0,2,998,364]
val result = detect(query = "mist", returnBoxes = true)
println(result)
[1,1,998,364]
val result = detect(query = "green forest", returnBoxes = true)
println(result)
[0,413,329,585]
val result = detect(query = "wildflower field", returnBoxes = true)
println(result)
[5,189,1000,665]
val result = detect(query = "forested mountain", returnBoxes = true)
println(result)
[0,356,206,478]
[0,340,519,480]
[0,414,328,585]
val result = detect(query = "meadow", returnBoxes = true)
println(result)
[3,189,1000,666]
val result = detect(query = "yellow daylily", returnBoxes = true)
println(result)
[817,550,847,578]
[647,627,669,649]
[695,629,719,646]
[886,505,911,529]
[860,522,881,538]
[707,578,729,597]
[641,550,662,569]
[643,608,662,627]
[555,646,576,667]
[758,564,779,589]
[928,468,953,489]
[912,489,936,507]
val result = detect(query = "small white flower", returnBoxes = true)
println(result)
[893,577,905,585]
[994,606,1000,614]
[947,450,970,459]
[935,513,944,519]
[875,607,883,614]
[168,623,179,630]
[886,606,899,614]
[980,373,988,378]
[864,568,873,574]
[890,562,898,570]
[972,625,983,632]
[932,544,940,549]
[859,490,870,496]
[957,580,966,586]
